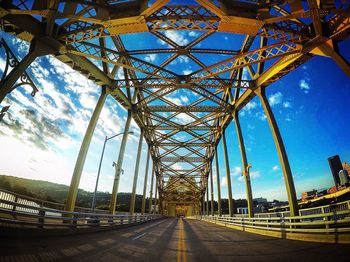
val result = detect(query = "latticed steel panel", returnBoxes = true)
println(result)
[1,0,349,206]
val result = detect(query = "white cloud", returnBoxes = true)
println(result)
[46,55,100,94]
[183,69,192,75]
[255,111,267,121]
[240,101,257,116]
[272,165,280,171]
[0,35,143,195]
[245,101,257,110]
[10,36,29,55]
[164,94,182,105]
[170,163,184,170]
[231,166,242,176]
[0,57,7,74]
[175,113,194,124]
[0,136,74,186]
[97,103,124,136]
[159,30,189,46]
[25,60,87,128]
[268,92,283,106]
[79,93,98,110]
[259,114,267,121]
[188,31,199,37]
[299,79,310,93]
[221,176,227,186]
[116,67,124,80]
[250,170,261,179]
[180,95,189,103]
[178,55,190,64]
[163,92,189,106]
[144,54,157,62]
[283,101,292,108]
[4,53,123,150]
[247,124,255,130]
[8,89,33,109]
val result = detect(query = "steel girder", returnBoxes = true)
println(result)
[1,0,349,208]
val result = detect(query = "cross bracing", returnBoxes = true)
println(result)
[0,0,349,217]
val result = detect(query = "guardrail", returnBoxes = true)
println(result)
[0,188,111,214]
[0,189,160,230]
[221,200,350,219]
[198,201,350,243]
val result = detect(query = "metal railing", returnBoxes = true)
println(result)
[0,188,113,214]
[198,200,350,234]
[0,189,160,229]
[220,200,350,219]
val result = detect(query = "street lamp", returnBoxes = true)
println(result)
[91,131,134,211]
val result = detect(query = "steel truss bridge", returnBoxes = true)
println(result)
[0,0,350,227]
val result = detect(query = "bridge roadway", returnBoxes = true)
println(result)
[0,218,348,262]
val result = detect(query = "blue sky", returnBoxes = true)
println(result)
[0,28,349,202]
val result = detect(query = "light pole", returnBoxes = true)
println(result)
[91,131,134,212]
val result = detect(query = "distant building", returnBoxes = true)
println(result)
[316,189,328,197]
[252,197,269,213]
[301,189,317,202]
[328,155,343,186]
[343,162,350,175]
[271,200,288,207]
[253,197,267,204]
[237,207,248,214]
[327,186,338,194]
[339,170,349,185]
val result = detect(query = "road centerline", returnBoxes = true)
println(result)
[177,218,187,262]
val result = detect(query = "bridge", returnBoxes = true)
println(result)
[0,189,350,261]
[0,0,350,261]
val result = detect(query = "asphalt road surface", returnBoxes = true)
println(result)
[0,218,348,262]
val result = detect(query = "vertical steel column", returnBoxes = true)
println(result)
[141,149,150,215]
[159,179,163,214]
[222,131,234,217]
[256,87,299,216]
[215,150,222,216]
[206,182,209,215]
[158,190,163,215]
[202,193,205,216]
[129,131,143,215]
[148,165,155,214]
[202,195,205,215]
[0,38,52,103]
[65,87,107,212]
[210,168,214,216]
[234,111,254,218]
[109,112,132,214]
[154,177,158,214]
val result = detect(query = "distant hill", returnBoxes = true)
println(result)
[0,175,253,213]
[0,175,148,212]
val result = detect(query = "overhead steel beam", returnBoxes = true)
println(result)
[139,105,231,113]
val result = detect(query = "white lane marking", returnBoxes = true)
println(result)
[133,219,166,234]
[130,219,168,240]
[132,232,146,241]
[145,219,167,229]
